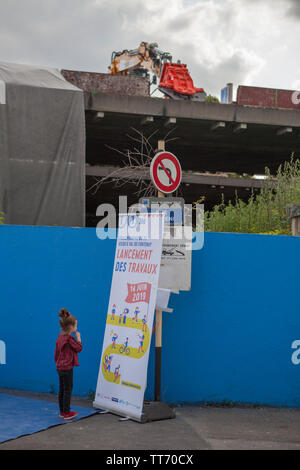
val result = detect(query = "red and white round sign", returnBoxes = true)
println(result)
[150,151,182,194]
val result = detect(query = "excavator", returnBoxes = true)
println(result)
[109,42,207,102]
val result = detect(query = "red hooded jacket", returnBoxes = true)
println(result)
[54,334,82,370]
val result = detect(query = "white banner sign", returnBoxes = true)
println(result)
[93,213,164,421]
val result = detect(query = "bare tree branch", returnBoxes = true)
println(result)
[86,127,178,198]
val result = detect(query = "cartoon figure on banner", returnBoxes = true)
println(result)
[106,355,113,372]
[114,365,121,382]
[137,333,145,353]
[133,306,140,323]
[111,331,118,349]
[123,308,129,325]
[142,315,147,332]
[119,337,130,355]
[103,354,113,372]
[111,304,116,321]
[119,310,123,324]
[103,355,108,371]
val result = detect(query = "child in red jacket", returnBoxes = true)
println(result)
[54,308,82,420]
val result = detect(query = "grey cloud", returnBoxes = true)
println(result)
[168,0,233,32]
[149,31,254,97]
[0,0,296,99]
[167,15,194,32]
[175,48,255,97]
[0,0,147,72]
[167,1,236,44]
[286,0,300,18]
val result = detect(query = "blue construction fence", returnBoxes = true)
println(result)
[1,224,300,408]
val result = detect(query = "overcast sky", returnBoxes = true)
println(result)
[0,0,299,98]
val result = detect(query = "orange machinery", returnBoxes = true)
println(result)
[109,42,206,101]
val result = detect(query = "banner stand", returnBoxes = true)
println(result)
[93,212,167,423]
[142,401,176,422]
[94,401,176,424]
[102,289,177,423]
[94,302,177,424]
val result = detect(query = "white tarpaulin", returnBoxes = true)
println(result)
[93,213,164,421]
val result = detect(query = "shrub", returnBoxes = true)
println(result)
[199,155,300,235]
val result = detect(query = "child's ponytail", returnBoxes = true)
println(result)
[59,308,76,333]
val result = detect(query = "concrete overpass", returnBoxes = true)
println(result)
[85,91,300,173]
[83,90,299,225]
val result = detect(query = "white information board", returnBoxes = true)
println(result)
[139,197,192,291]
[159,227,192,291]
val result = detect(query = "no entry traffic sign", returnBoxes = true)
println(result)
[150,151,182,194]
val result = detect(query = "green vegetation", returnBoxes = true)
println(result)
[205,94,220,103]
[198,155,300,235]
[201,400,262,408]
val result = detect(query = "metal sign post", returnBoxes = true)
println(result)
[155,140,165,402]
[142,140,184,421]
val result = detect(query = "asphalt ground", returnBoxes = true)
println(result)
[1,389,300,451]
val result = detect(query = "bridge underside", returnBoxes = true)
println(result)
[84,92,300,226]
